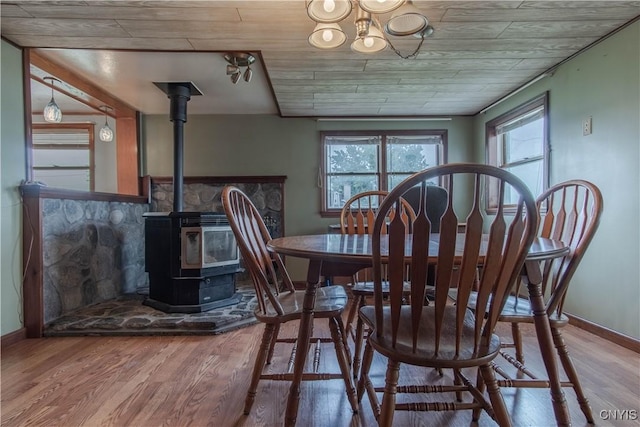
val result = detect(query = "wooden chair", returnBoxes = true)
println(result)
[473,179,603,423]
[221,186,358,417]
[357,163,538,426]
[339,190,415,377]
[402,184,448,232]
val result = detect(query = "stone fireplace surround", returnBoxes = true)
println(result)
[20,175,286,338]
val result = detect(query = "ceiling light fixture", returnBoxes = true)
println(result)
[223,52,255,85]
[306,0,433,59]
[42,76,62,123]
[99,105,114,142]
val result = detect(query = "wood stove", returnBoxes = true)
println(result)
[143,81,242,313]
[143,211,242,313]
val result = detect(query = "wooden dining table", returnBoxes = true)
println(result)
[267,233,572,427]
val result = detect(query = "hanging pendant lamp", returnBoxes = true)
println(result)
[99,105,114,142]
[43,77,62,123]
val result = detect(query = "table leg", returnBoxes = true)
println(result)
[524,260,571,427]
[284,259,322,427]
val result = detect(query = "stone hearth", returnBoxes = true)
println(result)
[44,281,257,336]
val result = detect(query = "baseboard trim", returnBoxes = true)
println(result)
[567,313,639,353]
[1,328,27,351]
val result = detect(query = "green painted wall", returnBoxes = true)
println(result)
[473,22,640,338]
[143,115,473,278]
[1,23,637,339]
[1,41,27,335]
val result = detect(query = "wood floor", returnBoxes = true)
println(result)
[2,304,639,427]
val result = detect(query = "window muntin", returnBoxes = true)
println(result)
[321,130,446,215]
[486,93,548,211]
[32,124,95,192]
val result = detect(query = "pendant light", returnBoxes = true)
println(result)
[306,0,352,23]
[306,0,433,58]
[351,8,387,54]
[358,0,405,14]
[43,77,62,123]
[308,22,347,49]
[99,105,114,142]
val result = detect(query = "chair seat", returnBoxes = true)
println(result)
[256,285,348,323]
[500,295,569,325]
[359,305,501,368]
[463,291,569,326]
[350,280,412,296]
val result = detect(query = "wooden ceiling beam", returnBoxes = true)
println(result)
[29,49,137,119]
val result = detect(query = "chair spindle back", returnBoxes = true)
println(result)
[372,164,538,358]
[535,180,603,316]
[222,186,295,317]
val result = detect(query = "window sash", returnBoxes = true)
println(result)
[320,130,446,215]
[485,93,548,212]
[31,123,95,191]
[496,106,544,135]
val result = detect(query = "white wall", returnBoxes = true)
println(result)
[1,40,27,335]
[473,22,640,338]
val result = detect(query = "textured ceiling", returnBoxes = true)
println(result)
[2,0,639,117]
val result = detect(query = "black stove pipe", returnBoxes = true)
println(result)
[166,83,192,213]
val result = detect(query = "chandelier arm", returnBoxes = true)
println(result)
[385,32,425,60]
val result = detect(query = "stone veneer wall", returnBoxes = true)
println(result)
[21,177,284,332]
[42,199,148,323]
[150,181,284,238]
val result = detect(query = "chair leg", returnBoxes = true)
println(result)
[352,315,365,379]
[512,322,524,364]
[329,316,359,413]
[357,338,374,401]
[472,366,486,422]
[453,368,464,402]
[552,327,594,423]
[335,314,352,363]
[244,323,276,415]
[379,359,401,427]
[266,324,280,364]
[479,363,512,427]
[345,294,362,340]
[358,339,382,419]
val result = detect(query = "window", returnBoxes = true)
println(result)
[320,130,446,215]
[32,123,95,191]
[486,93,548,211]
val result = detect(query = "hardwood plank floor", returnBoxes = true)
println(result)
[2,308,639,427]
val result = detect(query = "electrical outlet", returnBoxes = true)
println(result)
[583,116,592,136]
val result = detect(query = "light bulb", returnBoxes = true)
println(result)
[323,0,335,13]
[322,29,334,42]
[364,37,374,48]
[43,77,62,123]
[44,98,62,123]
[377,0,386,3]
[99,106,114,142]
[100,123,114,142]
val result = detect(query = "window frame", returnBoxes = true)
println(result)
[485,92,549,213]
[31,123,96,192]
[320,129,447,217]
